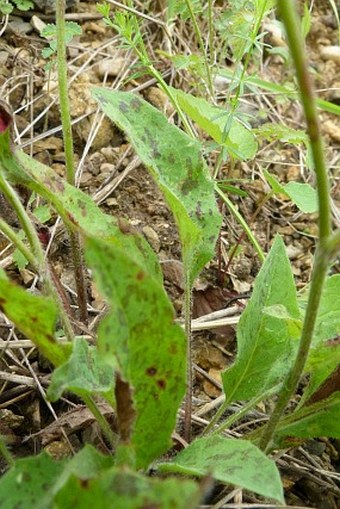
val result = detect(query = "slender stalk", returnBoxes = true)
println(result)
[56,0,88,324]
[207,0,214,67]
[0,217,37,269]
[216,185,265,262]
[183,0,214,97]
[259,0,333,452]
[82,394,117,450]
[0,171,75,342]
[208,387,278,437]
[183,269,193,443]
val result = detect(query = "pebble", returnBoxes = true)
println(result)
[95,57,126,78]
[142,226,161,253]
[320,46,340,64]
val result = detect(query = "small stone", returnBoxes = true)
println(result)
[286,166,300,182]
[142,226,161,252]
[323,120,340,143]
[320,46,340,64]
[100,163,116,177]
[95,57,126,78]
[286,245,301,260]
[203,369,222,399]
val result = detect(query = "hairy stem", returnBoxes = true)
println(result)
[56,0,88,324]
[259,0,333,452]
[0,172,75,342]
[183,270,193,443]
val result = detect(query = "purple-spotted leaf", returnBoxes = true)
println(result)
[0,132,161,284]
[159,436,284,502]
[0,445,114,509]
[0,453,65,509]
[55,469,201,509]
[85,236,186,469]
[0,278,68,366]
[92,87,222,285]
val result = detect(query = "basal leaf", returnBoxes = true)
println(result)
[159,436,284,502]
[301,275,340,402]
[92,87,222,285]
[0,453,65,509]
[85,237,186,469]
[275,392,340,446]
[0,278,68,366]
[222,235,300,403]
[169,87,258,160]
[0,446,114,509]
[48,338,115,401]
[0,134,161,284]
[54,469,201,509]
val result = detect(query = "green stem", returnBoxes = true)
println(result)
[183,269,193,443]
[204,388,275,436]
[82,394,117,450]
[259,0,333,452]
[0,171,75,343]
[184,0,214,97]
[207,0,214,67]
[0,217,37,269]
[56,0,88,324]
[216,185,265,262]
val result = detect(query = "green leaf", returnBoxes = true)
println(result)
[86,237,187,469]
[0,453,65,509]
[256,123,308,144]
[92,87,222,284]
[13,0,33,10]
[159,436,284,502]
[301,275,340,402]
[55,469,201,509]
[0,141,162,284]
[33,204,52,223]
[264,170,318,213]
[169,87,258,160]
[48,338,115,401]
[0,446,114,509]
[222,235,300,403]
[0,278,68,366]
[284,181,318,213]
[54,445,114,490]
[275,392,340,446]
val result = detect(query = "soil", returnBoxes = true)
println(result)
[0,1,339,508]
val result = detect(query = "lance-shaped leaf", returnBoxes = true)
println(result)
[85,236,186,469]
[0,120,161,284]
[92,87,222,285]
[222,235,300,403]
[159,436,284,502]
[48,338,116,401]
[0,278,68,366]
[300,275,340,403]
[169,87,258,160]
[55,469,201,509]
[0,453,65,509]
[0,446,114,509]
[274,392,340,447]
